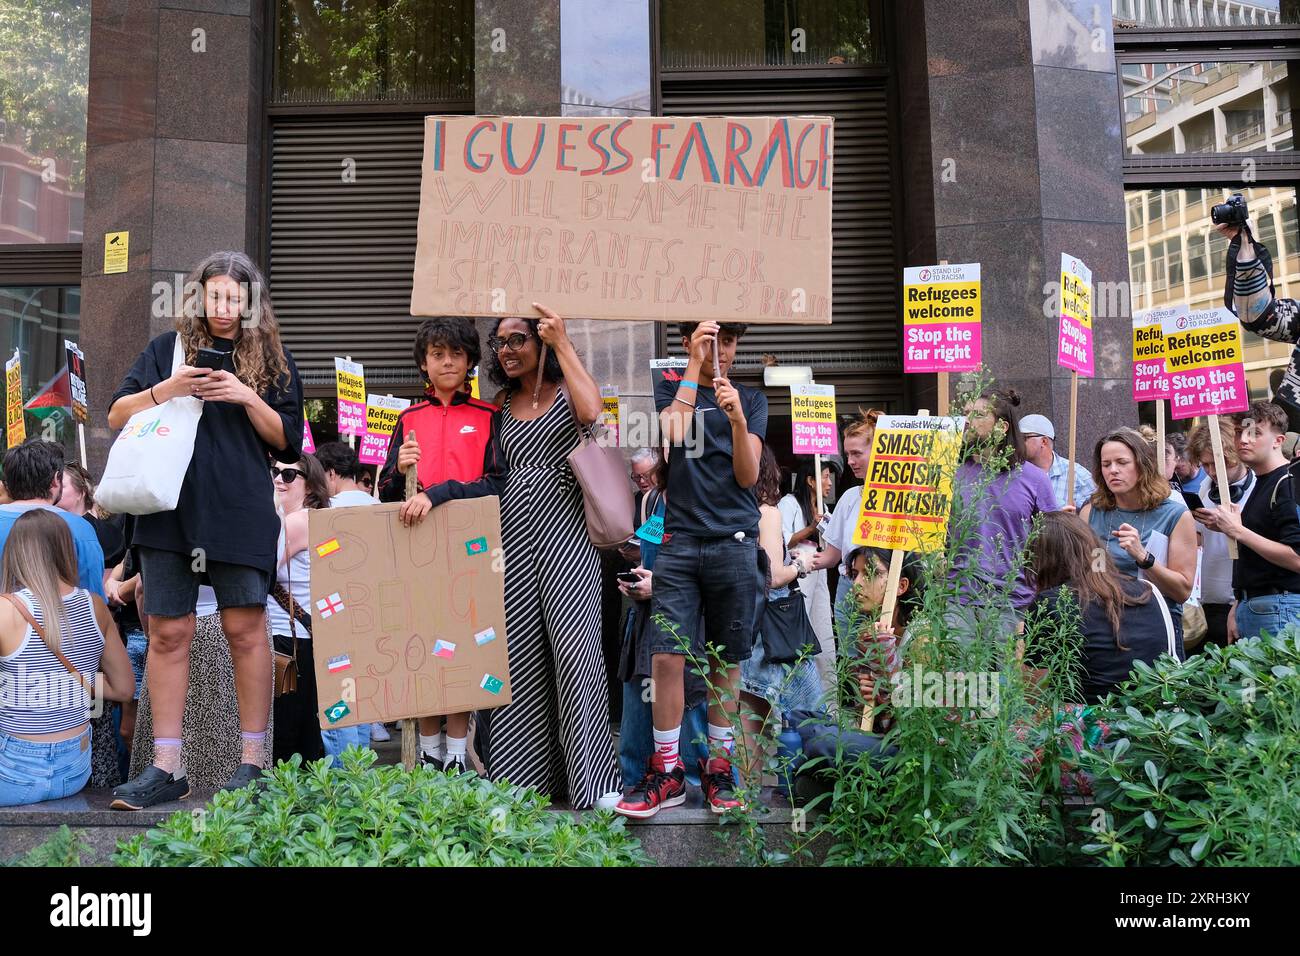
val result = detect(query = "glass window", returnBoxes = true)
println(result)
[0,286,81,454]
[275,0,474,104]
[1114,0,1296,29]
[1149,190,1163,221]
[1166,236,1184,287]
[1258,210,1278,248]
[1129,248,1146,290]
[1150,244,1167,291]
[660,0,877,70]
[1209,226,1230,276]
[1188,232,1208,281]
[0,0,89,243]
[1122,59,1295,156]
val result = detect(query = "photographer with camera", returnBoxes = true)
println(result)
[1217,193,1300,432]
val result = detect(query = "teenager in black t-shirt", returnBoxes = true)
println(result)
[107,251,303,809]
[1203,401,1300,642]
[615,320,768,819]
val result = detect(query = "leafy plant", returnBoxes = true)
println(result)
[1,825,87,867]
[113,748,650,867]
[1080,626,1300,867]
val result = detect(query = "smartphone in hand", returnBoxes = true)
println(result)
[195,347,226,372]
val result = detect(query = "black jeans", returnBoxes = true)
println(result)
[272,635,325,765]
[1196,603,1233,654]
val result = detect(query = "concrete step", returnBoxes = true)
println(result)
[0,741,818,866]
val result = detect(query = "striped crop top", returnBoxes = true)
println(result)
[0,588,105,735]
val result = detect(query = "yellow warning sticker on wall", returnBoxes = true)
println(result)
[104,231,129,274]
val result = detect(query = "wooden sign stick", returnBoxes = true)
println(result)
[937,261,950,417]
[400,428,421,771]
[860,547,904,734]
[1207,413,1239,560]
[858,406,929,733]
[1155,398,1166,474]
[1066,370,1079,506]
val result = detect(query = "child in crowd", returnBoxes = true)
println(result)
[378,317,507,773]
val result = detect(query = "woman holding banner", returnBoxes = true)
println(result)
[475,304,621,810]
[107,251,304,809]
[1081,428,1195,653]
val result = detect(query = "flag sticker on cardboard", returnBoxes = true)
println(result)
[316,592,346,619]
[1160,307,1249,420]
[327,654,351,674]
[480,674,505,695]
[433,640,456,659]
[474,627,497,646]
[316,538,341,558]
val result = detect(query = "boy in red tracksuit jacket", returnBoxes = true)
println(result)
[378,317,507,772]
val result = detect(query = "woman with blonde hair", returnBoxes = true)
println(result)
[0,510,134,805]
[1081,427,1195,652]
[108,251,304,808]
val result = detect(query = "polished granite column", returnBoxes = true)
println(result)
[81,0,264,469]
[898,0,1131,448]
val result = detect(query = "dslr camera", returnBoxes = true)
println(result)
[1211,192,1248,227]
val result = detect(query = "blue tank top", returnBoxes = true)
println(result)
[1088,495,1188,612]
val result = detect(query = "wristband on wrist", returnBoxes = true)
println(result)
[150,385,160,405]
[672,395,696,409]
[678,379,698,391]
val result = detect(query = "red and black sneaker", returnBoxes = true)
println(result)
[700,757,744,814]
[614,753,687,819]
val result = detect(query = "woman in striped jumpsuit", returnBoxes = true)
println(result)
[477,305,621,810]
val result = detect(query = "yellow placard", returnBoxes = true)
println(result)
[852,414,963,553]
[104,231,129,274]
[335,367,365,404]
[5,351,25,448]
[365,394,409,436]
[1060,263,1092,330]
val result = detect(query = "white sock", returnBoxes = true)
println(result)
[420,733,443,760]
[445,735,467,759]
[708,722,735,757]
[652,726,681,771]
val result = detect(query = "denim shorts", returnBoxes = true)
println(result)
[648,532,764,663]
[1236,591,1300,642]
[139,546,272,618]
[124,628,148,700]
[0,727,92,807]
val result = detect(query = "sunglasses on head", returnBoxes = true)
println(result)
[488,332,530,353]
[271,466,303,483]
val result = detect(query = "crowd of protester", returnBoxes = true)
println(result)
[0,223,1297,817]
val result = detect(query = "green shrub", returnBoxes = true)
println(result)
[2,825,86,867]
[1081,626,1300,867]
[112,748,651,867]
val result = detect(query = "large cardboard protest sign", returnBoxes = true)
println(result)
[1132,305,1177,403]
[902,263,981,373]
[852,415,963,553]
[410,115,833,324]
[1160,307,1249,420]
[308,498,510,729]
[1056,254,1094,377]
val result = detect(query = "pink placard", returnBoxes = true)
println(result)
[1131,306,1176,403]
[902,263,982,373]
[303,418,316,454]
[358,431,391,466]
[1167,363,1249,420]
[1056,255,1094,377]
[337,400,366,437]
[792,421,837,455]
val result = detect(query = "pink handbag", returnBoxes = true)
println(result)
[567,421,636,550]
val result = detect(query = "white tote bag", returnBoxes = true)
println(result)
[96,335,204,515]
